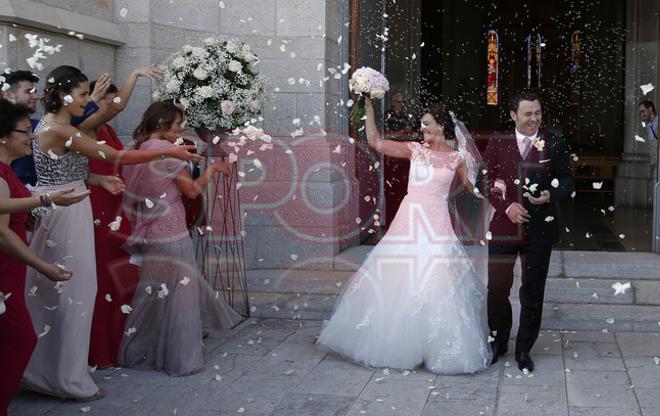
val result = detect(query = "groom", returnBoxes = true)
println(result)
[479,91,573,372]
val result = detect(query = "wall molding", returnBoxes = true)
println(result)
[0,0,125,46]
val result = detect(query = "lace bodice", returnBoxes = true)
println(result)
[33,119,89,186]
[406,142,463,200]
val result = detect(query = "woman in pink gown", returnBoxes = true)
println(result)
[118,101,241,376]
[318,97,492,374]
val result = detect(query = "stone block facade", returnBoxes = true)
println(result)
[0,0,359,267]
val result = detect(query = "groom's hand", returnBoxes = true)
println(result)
[506,202,530,224]
[527,190,551,205]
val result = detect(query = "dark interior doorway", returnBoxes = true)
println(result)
[415,0,646,250]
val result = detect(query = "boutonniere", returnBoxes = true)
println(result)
[531,137,545,151]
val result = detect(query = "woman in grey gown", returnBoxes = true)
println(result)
[118,101,241,376]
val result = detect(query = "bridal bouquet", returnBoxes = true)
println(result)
[349,67,390,124]
[154,37,268,130]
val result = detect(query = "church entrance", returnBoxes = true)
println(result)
[350,0,651,251]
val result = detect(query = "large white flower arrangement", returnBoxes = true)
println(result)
[154,37,268,130]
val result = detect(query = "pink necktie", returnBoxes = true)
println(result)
[521,137,532,159]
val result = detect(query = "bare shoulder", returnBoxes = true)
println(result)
[40,122,79,141]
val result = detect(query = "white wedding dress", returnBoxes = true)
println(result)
[318,142,492,374]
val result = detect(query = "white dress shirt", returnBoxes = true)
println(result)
[515,129,539,158]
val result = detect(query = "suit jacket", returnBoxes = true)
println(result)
[478,130,573,245]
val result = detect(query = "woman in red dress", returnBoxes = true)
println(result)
[0,100,89,416]
[80,67,163,367]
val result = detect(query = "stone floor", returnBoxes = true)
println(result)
[9,318,660,416]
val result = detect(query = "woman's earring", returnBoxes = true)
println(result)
[0,140,6,144]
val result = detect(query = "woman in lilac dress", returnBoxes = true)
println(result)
[119,101,241,376]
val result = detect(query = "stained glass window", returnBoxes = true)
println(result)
[526,33,543,89]
[486,30,499,106]
[570,31,581,82]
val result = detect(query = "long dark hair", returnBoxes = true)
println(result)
[42,66,88,113]
[133,101,183,148]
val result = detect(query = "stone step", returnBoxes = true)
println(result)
[334,247,660,280]
[542,303,660,332]
[245,269,660,330]
[245,269,349,320]
[544,277,660,306]
[247,269,660,305]
[248,293,660,332]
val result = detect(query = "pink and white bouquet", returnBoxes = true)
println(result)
[348,67,390,124]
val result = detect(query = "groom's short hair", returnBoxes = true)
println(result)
[510,91,542,113]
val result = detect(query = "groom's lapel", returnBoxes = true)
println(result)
[504,132,521,164]
[528,130,548,163]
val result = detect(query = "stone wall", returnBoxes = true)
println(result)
[0,0,358,269]
[0,0,119,114]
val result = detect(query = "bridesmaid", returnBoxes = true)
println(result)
[119,101,241,376]
[22,66,201,401]
[80,66,162,368]
[0,99,89,416]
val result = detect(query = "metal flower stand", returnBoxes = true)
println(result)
[194,132,250,318]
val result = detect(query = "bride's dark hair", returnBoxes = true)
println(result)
[422,102,456,141]
[42,65,88,113]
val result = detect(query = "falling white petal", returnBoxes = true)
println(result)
[612,282,631,295]
[641,83,654,95]
[38,324,51,337]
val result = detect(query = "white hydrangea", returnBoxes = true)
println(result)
[193,67,208,80]
[172,56,186,69]
[191,47,207,58]
[249,99,261,113]
[221,100,235,115]
[228,60,242,73]
[225,41,240,53]
[197,86,214,99]
[243,52,257,63]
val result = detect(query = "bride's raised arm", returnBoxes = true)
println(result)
[364,97,412,159]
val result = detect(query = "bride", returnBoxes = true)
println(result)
[317,96,492,374]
